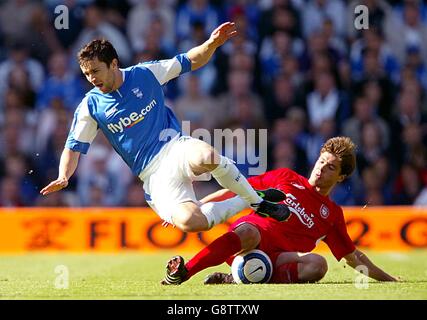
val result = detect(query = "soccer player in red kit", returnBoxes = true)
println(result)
[161,137,398,285]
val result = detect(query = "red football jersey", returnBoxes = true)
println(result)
[231,168,356,261]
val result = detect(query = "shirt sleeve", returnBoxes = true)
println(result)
[248,168,292,190]
[140,53,191,85]
[323,207,356,261]
[65,96,98,154]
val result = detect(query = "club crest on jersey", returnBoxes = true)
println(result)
[131,87,143,98]
[320,204,329,219]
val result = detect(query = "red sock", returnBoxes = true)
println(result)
[185,232,241,279]
[271,262,299,284]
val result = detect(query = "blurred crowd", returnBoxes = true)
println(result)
[0,0,426,208]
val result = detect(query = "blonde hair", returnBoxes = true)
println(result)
[320,137,356,178]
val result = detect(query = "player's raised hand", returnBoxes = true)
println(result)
[40,177,68,196]
[209,22,237,47]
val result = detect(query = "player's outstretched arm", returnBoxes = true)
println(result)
[187,21,237,71]
[344,249,400,282]
[40,148,81,196]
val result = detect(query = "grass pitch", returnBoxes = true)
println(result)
[0,250,426,300]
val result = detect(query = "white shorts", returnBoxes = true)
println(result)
[138,135,211,224]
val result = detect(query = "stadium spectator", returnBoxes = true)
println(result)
[175,0,219,43]
[174,74,218,132]
[46,0,86,50]
[279,54,304,87]
[262,73,300,125]
[271,139,307,176]
[356,121,389,174]
[305,71,350,133]
[388,1,427,67]
[301,0,347,39]
[178,21,217,95]
[259,31,298,83]
[71,3,132,68]
[0,176,24,207]
[342,96,390,149]
[346,0,394,42]
[226,2,260,47]
[36,51,86,112]
[393,162,424,204]
[0,42,44,110]
[77,144,125,206]
[360,79,391,122]
[358,166,386,205]
[258,0,302,40]
[122,177,149,207]
[0,0,42,49]
[350,28,400,84]
[3,153,39,206]
[127,0,175,54]
[390,88,427,169]
[403,46,427,90]
[215,69,264,129]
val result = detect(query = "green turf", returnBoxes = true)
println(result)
[0,251,426,300]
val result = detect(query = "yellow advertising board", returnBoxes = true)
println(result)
[0,207,425,253]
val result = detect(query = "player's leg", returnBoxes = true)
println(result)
[170,199,248,232]
[161,222,260,285]
[184,138,262,206]
[183,138,290,223]
[144,145,249,232]
[170,201,209,232]
[271,252,328,284]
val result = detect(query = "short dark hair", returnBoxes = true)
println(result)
[320,137,357,178]
[77,39,119,67]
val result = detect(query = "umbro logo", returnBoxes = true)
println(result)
[105,105,118,118]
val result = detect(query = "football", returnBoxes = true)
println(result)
[231,249,273,284]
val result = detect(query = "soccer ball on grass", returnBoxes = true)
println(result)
[231,249,273,284]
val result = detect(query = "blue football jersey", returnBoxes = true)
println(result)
[65,54,191,176]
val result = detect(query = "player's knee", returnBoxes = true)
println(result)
[305,255,328,282]
[192,147,219,168]
[233,223,261,251]
[172,208,207,232]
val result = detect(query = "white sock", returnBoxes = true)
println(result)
[210,156,263,206]
[200,196,248,229]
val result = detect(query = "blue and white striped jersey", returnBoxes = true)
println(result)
[65,54,191,176]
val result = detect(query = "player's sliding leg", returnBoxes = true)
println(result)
[203,252,329,285]
[270,252,328,284]
[186,139,290,224]
[161,224,260,285]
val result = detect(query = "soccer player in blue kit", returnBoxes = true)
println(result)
[40,22,290,232]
